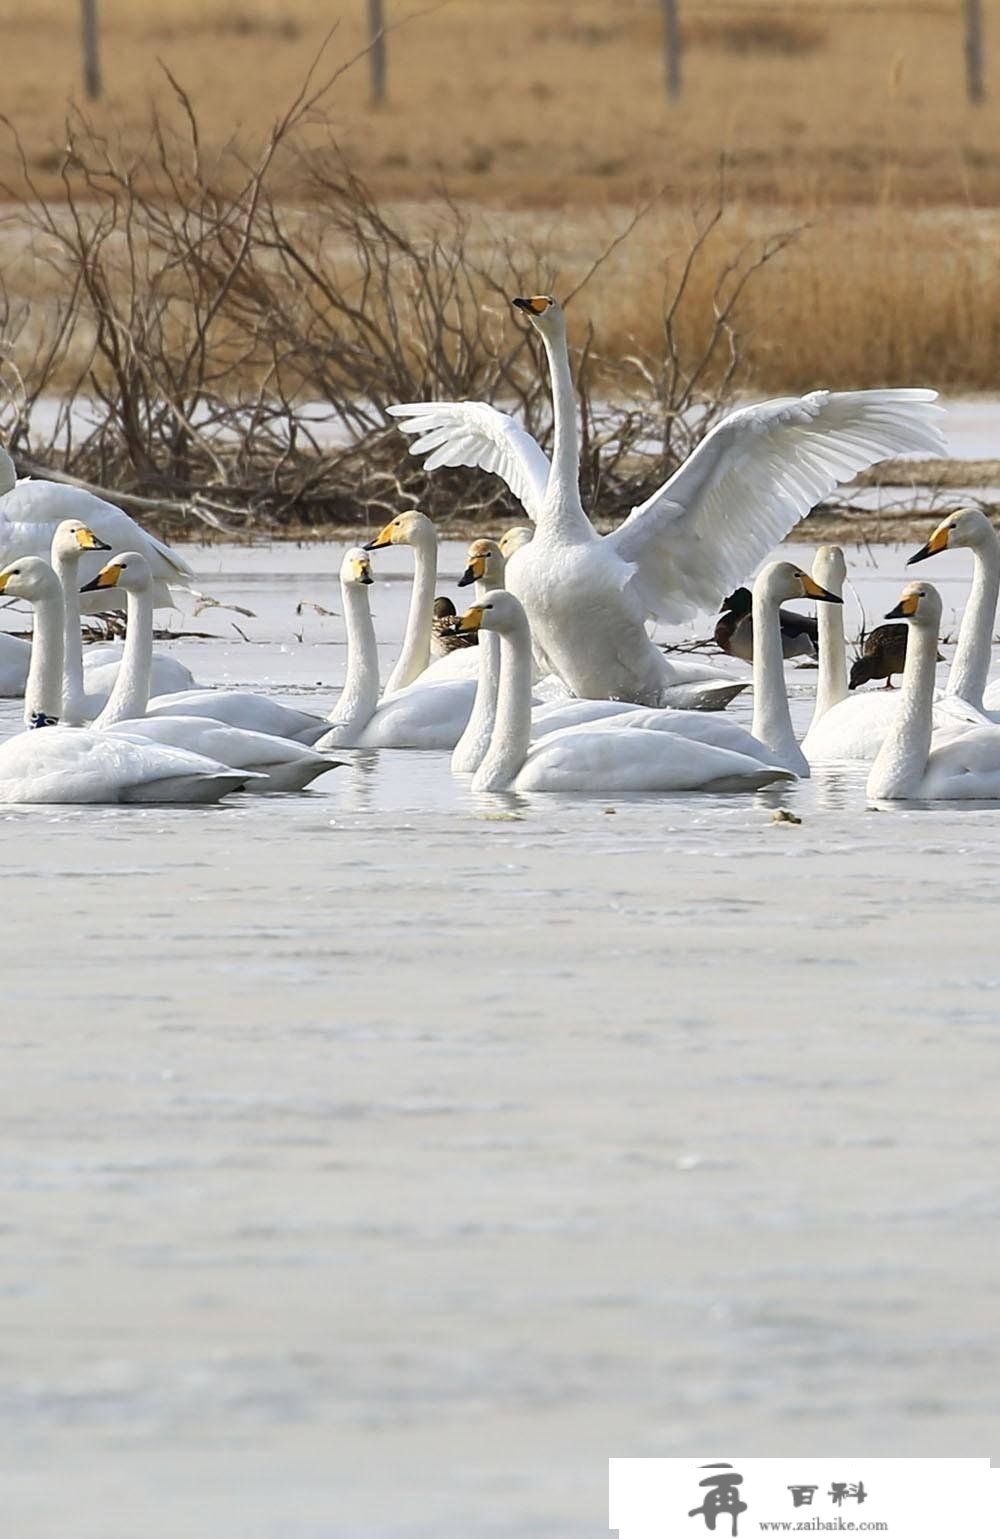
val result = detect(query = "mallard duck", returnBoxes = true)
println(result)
[431,596,478,658]
[848,623,908,690]
[714,586,818,663]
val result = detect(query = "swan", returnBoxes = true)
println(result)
[499,527,533,560]
[50,520,194,723]
[315,549,477,750]
[389,294,945,710]
[1,445,195,611]
[79,559,333,745]
[907,507,1000,717]
[868,581,1000,801]
[454,590,796,794]
[0,633,30,696]
[803,545,981,763]
[363,510,480,688]
[75,552,343,792]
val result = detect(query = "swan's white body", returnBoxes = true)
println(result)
[868,582,1000,801]
[0,634,31,696]
[81,552,341,791]
[461,591,795,795]
[803,543,983,763]
[0,448,195,611]
[390,296,946,711]
[906,508,1000,720]
[50,521,194,723]
[317,549,475,751]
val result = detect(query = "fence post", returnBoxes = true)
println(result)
[368,0,387,106]
[965,0,985,103]
[660,0,682,101]
[81,0,101,100]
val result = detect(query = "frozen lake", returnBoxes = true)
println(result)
[1,539,999,1538]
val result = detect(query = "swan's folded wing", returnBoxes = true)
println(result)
[606,389,947,623]
[387,401,551,520]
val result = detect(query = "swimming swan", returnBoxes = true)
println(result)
[80,553,343,792]
[868,581,1000,801]
[390,295,945,711]
[363,510,480,689]
[1,446,195,611]
[50,520,194,723]
[907,507,1000,717]
[316,549,476,750]
[456,590,796,794]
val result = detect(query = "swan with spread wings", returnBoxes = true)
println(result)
[389,296,946,710]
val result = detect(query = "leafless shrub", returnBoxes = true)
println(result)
[0,47,796,538]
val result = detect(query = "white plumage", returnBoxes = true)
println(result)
[0,726,252,804]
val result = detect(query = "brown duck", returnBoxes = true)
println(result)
[431,596,478,658]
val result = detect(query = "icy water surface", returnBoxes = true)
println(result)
[1,541,999,1539]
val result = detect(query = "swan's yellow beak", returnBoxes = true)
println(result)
[799,572,843,603]
[458,553,487,588]
[457,604,488,633]
[886,588,921,619]
[365,520,397,550]
[75,525,111,552]
[0,568,12,594]
[351,556,373,584]
[80,561,123,593]
[907,521,951,565]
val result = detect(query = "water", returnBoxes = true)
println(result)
[2,540,999,1539]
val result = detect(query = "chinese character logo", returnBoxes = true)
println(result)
[689,1464,748,1536]
[829,1482,867,1506]
[788,1486,818,1508]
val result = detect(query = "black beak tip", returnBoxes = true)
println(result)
[512,296,529,312]
[457,569,474,588]
[362,538,379,551]
[79,576,101,593]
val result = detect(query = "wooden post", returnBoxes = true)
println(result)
[368,0,387,106]
[81,0,101,100]
[965,0,985,104]
[660,0,682,101]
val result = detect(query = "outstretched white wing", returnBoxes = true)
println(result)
[388,401,551,521]
[607,389,947,623]
[0,477,194,585]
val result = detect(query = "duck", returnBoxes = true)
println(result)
[907,507,1000,718]
[431,596,477,658]
[50,520,194,722]
[868,580,1000,801]
[848,624,908,690]
[390,295,945,711]
[316,549,477,750]
[454,590,797,794]
[78,553,343,792]
[714,585,818,663]
[1,445,196,611]
[801,545,978,763]
[0,557,252,803]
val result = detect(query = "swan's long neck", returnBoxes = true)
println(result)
[384,533,436,694]
[473,617,534,791]
[869,621,938,797]
[96,586,154,726]
[451,575,504,775]
[809,586,848,727]
[53,549,88,724]
[330,580,380,729]
[537,326,591,544]
[947,534,1000,711]
[23,589,65,727]
[751,581,809,774]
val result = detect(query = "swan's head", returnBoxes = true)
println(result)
[79,550,152,595]
[812,544,847,596]
[0,554,61,602]
[458,537,504,588]
[908,506,993,564]
[498,526,533,560]
[756,561,843,606]
[364,509,434,551]
[512,294,565,337]
[456,589,528,636]
[50,520,113,562]
[886,580,942,628]
[341,547,374,586]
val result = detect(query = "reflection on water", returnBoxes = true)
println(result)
[3,540,1000,1538]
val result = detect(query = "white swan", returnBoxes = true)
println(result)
[868,581,1000,800]
[455,590,796,794]
[316,549,476,750]
[50,520,194,723]
[1,446,195,610]
[802,544,980,763]
[907,507,1000,717]
[499,526,533,560]
[0,633,30,696]
[78,553,342,792]
[389,295,945,710]
[363,510,481,688]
